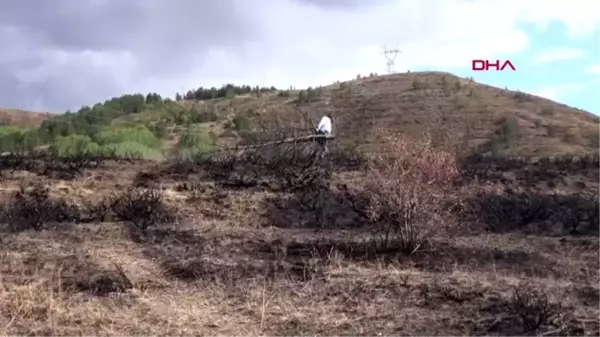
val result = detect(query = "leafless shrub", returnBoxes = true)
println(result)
[111,188,175,231]
[509,285,562,332]
[0,181,80,231]
[0,149,141,179]
[472,191,553,232]
[344,136,460,253]
[82,197,115,223]
[467,191,599,234]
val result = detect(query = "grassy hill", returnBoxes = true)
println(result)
[0,72,598,335]
[1,72,598,158]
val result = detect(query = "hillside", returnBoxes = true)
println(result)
[1,72,598,158]
[0,108,48,127]
[0,72,598,335]
[235,73,598,157]
[156,72,599,158]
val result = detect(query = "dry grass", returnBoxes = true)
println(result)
[0,139,598,336]
[0,108,48,127]
[200,72,599,158]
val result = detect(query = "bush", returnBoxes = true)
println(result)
[146,121,168,139]
[111,188,175,231]
[346,137,460,253]
[0,127,41,152]
[176,125,214,155]
[586,131,599,148]
[49,134,98,157]
[468,191,599,234]
[232,113,252,131]
[98,141,157,159]
[489,116,519,155]
[509,284,562,333]
[0,181,80,231]
[94,125,161,149]
[189,105,219,124]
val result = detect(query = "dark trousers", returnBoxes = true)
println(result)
[315,129,329,155]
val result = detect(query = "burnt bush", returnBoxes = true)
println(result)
[264,166,343,229]
[164,140,329,192]
[163,118,365,192]
[111,188,175,231]
[467,191,599,234]
[460,153,599,183]
[0,149,142,179]
[0,181,80,231]
[82,197,115,223]
[472,192,553,231]
[0,150,44,174]
[509,285,562,333]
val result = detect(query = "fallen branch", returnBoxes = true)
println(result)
[234,134,336,150]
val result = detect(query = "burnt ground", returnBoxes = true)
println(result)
[0,151,598,336]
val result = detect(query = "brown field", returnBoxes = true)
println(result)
[0,72,598,336]
[0,108,48,127]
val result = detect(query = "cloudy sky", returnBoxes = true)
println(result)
[0,0,598,115]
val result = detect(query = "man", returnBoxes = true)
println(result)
[315,115,332,157]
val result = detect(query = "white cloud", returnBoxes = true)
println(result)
[1,0,599,111]
[533,47,586,64]
[532,83,586,100]
[586,64,600,74]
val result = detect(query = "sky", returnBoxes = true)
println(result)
[0,0,598,115]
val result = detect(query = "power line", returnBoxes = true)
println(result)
[383,46,401,74]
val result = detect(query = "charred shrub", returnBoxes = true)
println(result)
[509,285,562,333]
[111,188,175,231]
[0,151,44,174]
[468,191,599,234]
[473,192,553,232]
[344,138,461,254]
[558,195,599,234]
[82,197,114,223]
[0,181,80,231]
[40,152,111,180]
[266,164,337,229]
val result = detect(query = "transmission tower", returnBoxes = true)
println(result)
[383,46,401,74]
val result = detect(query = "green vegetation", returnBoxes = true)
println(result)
[0,83,270,158]
[94,125,161,149]
[177,84,277,101]
[231,112,252,131]
[585,131,600,148]
[489,116,520,156]
[49,135,96,156]
[174,125,215,158]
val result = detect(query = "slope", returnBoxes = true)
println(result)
[215,72,599,158]
[2,71,598,159]
[0,108,48,127]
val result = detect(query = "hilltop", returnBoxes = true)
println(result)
[0,72,598,335]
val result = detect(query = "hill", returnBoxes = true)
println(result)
[203,72,599,157]
[0,107,48,127]
[0,72,598,335]
[1,72,598,158]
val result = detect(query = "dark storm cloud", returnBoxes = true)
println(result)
[0,0,263,112]
[0,0,256,51]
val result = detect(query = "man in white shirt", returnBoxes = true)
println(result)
[315,115,332,157]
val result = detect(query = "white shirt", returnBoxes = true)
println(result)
[317,116,332,133]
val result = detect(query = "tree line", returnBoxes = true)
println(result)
[176,84,278,101]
